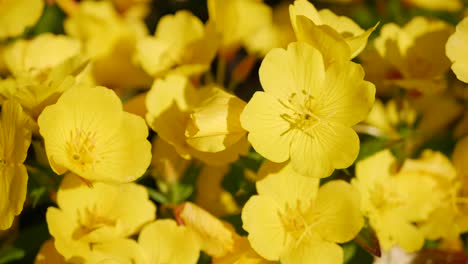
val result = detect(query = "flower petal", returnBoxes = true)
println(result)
[316,61,375,126]
[312,180,363,243]
[240,92,293,163]
[242,195,285,261]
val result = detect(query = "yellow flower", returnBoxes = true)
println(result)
[185,87,247,153]
[177,202,234,258]
[2,33,81,78]
[290,0,377,65]
[136,10,218,78]
[0,100,33,230]
[195,165,239,217]
[241,42,375,178]
[364,99,416,139]
[402,0,462,11]
[242,162,363,263]
[65,0,151,90]
[403,150,466,240]
[352,150,447,252]
[38,84,151,183]
[208,0,272,54]
[46,173,156,261]
[138,219,200,264]
[243,2,295,56]
[366,16,454,94]
[0,34,86,119]
[0,0,44,39]
[146,75,249,166]
[446,17,468,83]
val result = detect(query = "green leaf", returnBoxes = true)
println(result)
[357,137,389,162]
[0,247,25,264]
[146,187,169,204]
[27,4,65,36]
[343,242,357,263]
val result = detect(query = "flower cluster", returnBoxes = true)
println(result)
[1,0,468,263]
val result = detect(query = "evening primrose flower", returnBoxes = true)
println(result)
[65,0,151,90]
[241,42,375,178]
[185,87,247,153]
[0,34,86,119]
[46,173,156,262]
[0,0,44,39]
[138,219,200,264]
[446,17,468,83]
[146,75,249,166]
[242,162,363,263]
[352,150,444,252]
[136,10,218,78]
[290,0,377,65]
[38,84,151,183]
[2,34,81,78]
[0,101,33,230]
[364,99,417,139]
[243,2,295,56]
[404,150,466,240]
[208,0,272,55]
[364,16,454,94]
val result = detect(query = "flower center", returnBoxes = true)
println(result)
[73,206,116,241]
[370,182,404,211]
[67,128,98,168]
[278,200,320,248]
[279,90,323,136]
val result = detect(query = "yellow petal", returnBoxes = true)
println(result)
[293,15,351,66]
[179,202,234,258]
[281,233,343,264]
[242,195,285,261]
[138,220,200,264]
[186,87,247,152]
[354,149,396,188]
[3,34,81,77]
[259,42,325,100]
[447,17,468,83]
[289,122,359,178]
[256,161,319,207]
[85,238,144,264]
[316,60,375,126]
[0,0,44,39]
[312,180,363,243]
[377,213,425,252]
[46,207,89,260]
[0,100,33,163]
[0,165,28,230]
[240,92,293,163]
[135,37,173,77]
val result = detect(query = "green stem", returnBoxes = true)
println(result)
[216,57,226,86]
